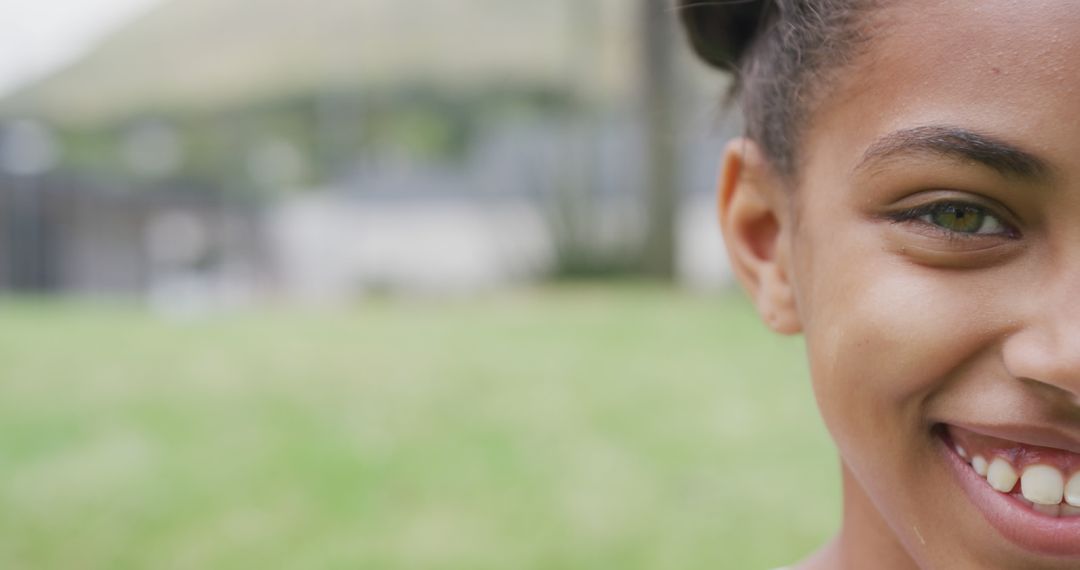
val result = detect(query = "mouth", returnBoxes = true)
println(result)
[939,423,1080,557]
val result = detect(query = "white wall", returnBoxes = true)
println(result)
[268,191,732,302]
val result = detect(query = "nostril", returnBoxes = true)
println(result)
[1020,377,1080,405]
[1037,380,1080,405]
[1003,329,1080,402]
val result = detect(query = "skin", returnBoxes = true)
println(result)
[719,1,1080,568]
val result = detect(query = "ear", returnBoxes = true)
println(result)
[718,138,802,335]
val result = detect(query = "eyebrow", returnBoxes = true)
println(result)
[854,125,1052,180]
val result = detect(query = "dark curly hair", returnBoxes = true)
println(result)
[678,0,876,178]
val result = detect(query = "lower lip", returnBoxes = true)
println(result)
[939,430,1080,558]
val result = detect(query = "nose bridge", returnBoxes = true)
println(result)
[1047,253,1080,345]
[1046,261,1080,334]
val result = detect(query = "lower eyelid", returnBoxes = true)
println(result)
[909,221,985,240]
[881,218,1027,264]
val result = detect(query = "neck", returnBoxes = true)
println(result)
[799,461,918,570]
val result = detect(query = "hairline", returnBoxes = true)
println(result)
[741,0,888,181]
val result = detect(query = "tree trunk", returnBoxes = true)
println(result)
[639,0,680,280]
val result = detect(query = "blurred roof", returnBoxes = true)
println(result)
[3,0,638,126]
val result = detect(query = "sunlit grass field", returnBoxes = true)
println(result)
[0,284,839,569]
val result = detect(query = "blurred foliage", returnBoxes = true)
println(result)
[0,285,838,568]
[45,82,578,193]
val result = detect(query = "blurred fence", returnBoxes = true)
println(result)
[0,172,263,309]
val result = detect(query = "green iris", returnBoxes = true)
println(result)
[929,204,986,233]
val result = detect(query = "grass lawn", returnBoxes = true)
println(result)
[0,284,839,569]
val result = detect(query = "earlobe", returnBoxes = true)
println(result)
[718,138,802,335]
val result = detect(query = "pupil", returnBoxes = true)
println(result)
[933,205,982,232]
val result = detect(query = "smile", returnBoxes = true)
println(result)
[946,425,1080,517]
[941,424,1080,557]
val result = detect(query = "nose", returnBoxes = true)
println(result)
[1002,280,1080,404]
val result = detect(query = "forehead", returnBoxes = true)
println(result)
[801,0,1080,180]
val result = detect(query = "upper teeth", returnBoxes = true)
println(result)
[1021,465,1064,505]
[987,457,1019,493]
[972,455,989,477]
[957,444,1080,512]
[1067,472,1080,507]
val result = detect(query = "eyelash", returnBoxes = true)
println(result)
[886,201,1020,240]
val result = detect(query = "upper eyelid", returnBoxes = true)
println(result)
[889,199,999,221]
[901,190,1022,220]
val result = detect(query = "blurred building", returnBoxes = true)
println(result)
[0,170,261,306]
[0,0,736,304]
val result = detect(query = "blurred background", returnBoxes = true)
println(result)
[0,0,838,568]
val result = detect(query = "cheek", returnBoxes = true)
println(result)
[798,243,1008,448]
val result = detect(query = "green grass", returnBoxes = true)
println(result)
[0,285,839,569]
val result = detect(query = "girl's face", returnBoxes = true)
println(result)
[743,0,1080,567]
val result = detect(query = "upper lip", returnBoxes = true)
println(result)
[947,421,1080,455]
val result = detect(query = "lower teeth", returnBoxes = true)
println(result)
[1004,489,1080,517]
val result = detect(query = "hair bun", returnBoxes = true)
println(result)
[678,0,775,71]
